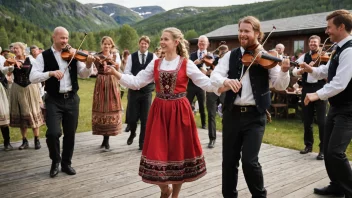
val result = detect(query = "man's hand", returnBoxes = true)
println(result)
[86,55,95,68]
[224,79,242,93]
[304,93,319,106]
[49,70,64,80]
[299,62,313,73]
[280,58,290,73]
[194,59,202,65]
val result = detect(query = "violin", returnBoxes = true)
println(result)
[201,55,214,68]
[241,44,283,69]
[61,45,95,62]
[311,51,330,66]
[4,57,22,69]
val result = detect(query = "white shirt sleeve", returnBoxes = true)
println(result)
[29,53,50,84]
[124,54,133,75]
[77,61,92,78]
[292,54,305,76]
[269,65,290,91]
[119,60,155,90]
[115,53,121,66]
[187,60,219,94]
[210,51,231,88]
[316,48,352,100]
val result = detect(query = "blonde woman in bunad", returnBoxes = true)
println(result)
[106,27,227,198]
[3,42,44,150]
[0,54,12,150]
[92,36,123,150]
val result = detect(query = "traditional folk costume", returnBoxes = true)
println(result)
[120,56,218,184]
[92,53,123,136]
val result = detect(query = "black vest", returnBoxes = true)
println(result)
[224,48,271,113]
[42,48,78,96]
[302,52,325,86]
[327,39,352,106]
[13,57,32,87]
[130,51,154,93]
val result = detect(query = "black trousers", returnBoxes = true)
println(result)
[1,126,10,142]
[45,93,79,166]
[301,84,327,150]
[206,92,224,140]
[323,104,352,198]
[127,89,152,147]
[222,106,267,198]
[187,83,206,127]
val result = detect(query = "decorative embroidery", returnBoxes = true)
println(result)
[139,155,206,183]
[158,57,184,94]
[156,92,186,100]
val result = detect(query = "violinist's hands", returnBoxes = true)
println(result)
[86,55,94,68]
[299,62,313,73]
[280,58,290,73]
[49,70,64,80]
[223,79,242,93]
[194,59,202,65]
[308,61,315,67]
[304,93,319,106]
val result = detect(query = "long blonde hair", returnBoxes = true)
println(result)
[162,27,189,59]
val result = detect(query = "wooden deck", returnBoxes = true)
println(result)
[0,126,346,198]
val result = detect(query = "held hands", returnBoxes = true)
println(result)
[49,70,64,80]
[304,93,319,106]
[105,66,122,80]
[223,79,242,93]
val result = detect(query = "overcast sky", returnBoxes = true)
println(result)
[76,0,272,11]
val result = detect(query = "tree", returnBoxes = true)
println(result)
[118,24,139,52]
[0,27,9,49]
[184,29,198,40]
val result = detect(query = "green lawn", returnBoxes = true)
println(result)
[2,78,351,158]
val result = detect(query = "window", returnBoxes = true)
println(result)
[294,40,304,54]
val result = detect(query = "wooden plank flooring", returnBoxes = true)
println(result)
[0,126,348,198]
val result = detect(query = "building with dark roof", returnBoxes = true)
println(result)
[189,10,349,56]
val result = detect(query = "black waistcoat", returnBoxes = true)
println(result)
[42,48,78,95]
[224,48,271,113]
[302,52,325,86]
[130,51,155,93]
[327,39,352,106]
[13,57,32,87]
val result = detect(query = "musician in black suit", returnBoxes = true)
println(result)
[124,36,157,150]
[187,35,209,129]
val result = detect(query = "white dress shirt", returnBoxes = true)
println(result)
[124,50,158,75]
[29,46,92,93]
[292,52,318,83]
[310,35,352,100]
[120,55,219,93]
[211,47,290,106]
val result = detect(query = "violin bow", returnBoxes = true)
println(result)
[240,26,276,82]
[312,37,335,66]
[61,32,88,79]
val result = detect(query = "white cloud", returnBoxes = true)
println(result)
[77,0,272,11]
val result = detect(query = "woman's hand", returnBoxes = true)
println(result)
[105,66,121,80]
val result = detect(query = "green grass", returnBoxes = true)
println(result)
[2,78,351,159]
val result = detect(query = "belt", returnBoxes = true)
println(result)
[49,91,75,99]
[233,105,257,113]
[156,92,186,100]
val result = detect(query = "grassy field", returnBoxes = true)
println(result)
[1,78,351,158]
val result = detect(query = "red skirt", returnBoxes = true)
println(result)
[139,96,206,184]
